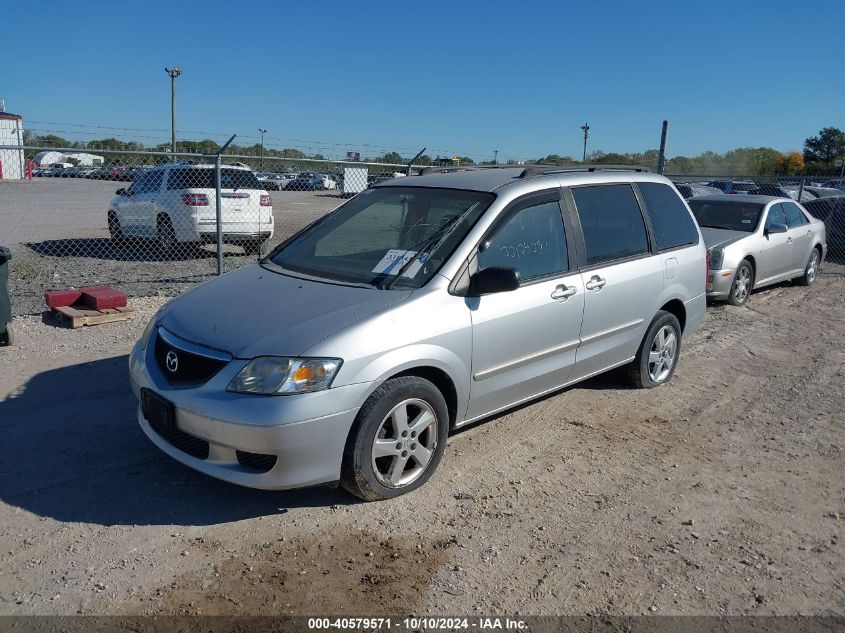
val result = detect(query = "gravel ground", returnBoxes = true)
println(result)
[0,263,843,616]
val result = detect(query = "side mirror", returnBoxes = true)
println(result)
[470,267,520,296]
[116,188,127,196]
[765,222,787,235]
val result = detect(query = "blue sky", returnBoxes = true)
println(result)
[3,0,843,161]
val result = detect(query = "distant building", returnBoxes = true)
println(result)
[0,106,25,180]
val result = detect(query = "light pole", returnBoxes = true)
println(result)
[258,128,267,170]
[493,149,498,165]
[580,122,590,162]
[164,67,181,158]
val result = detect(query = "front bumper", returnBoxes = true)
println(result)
[129,335,370,490]
[706,269,735,299]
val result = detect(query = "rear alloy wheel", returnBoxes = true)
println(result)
[728,259,754,306]
[341,376,449,501]
[625,311,682,389]
[795,249,820,286]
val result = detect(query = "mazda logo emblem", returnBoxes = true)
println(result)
[165,350,179,373]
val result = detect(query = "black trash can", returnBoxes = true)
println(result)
[0,246,12,346]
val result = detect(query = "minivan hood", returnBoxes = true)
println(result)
[699,227,751,250]
[158,264,412,358]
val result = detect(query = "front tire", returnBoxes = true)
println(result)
[108,211,126,247]
[795,249,820,286]
[727,259,754,306]
[625,311,682,389]
[341,376,449,501]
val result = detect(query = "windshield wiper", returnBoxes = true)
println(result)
[382,206,477,289]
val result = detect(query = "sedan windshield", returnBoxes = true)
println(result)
[267,186,494,288]
[688,200,764,232]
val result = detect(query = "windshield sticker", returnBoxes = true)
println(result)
[741,219,752,224]
[371,249,428,277]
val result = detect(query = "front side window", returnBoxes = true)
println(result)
[782,201,809,227]
[765,203,787,229]
[268,187,494,288]
[638,182,699,251]
[689,200,764,233]
[571,184,650,265]
[477,200,567,282]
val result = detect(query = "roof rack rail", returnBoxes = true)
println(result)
[417,166,481,176]
[518,163,651,178]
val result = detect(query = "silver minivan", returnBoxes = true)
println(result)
[130,166,706,500]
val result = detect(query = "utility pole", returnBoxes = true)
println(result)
[258,128,267,170]
[580,122,590,162]
[493,149,498,165]
[164,67,181,158]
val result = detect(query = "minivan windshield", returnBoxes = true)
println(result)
[688,199,764,232]
[267,186,495,288]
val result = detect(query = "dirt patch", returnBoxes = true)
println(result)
[148,531,456,616]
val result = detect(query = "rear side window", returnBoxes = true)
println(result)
[638,182,699,251]
[477,200,567,281]
[782,201,809,227]
[571,184,650,265]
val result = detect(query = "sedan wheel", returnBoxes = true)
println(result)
[728,260,753,306]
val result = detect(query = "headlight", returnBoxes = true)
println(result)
[228,357,342,395]
[140,314,157,350]
[708,248,724,270]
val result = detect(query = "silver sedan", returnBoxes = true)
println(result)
[688,195,827,306]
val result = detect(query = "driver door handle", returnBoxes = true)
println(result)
[806,229,812,236]
[786,237,793,244]
[551,285,577,300]
[585,275,607,291]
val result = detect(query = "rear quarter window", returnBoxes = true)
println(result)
[637,182,699,251]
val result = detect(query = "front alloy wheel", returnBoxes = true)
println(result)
[371,398,438,488]
[728,260,753,306]
[341,376,449,501]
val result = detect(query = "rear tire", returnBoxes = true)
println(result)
[341,376,449,501]
[156,216,180,260]
[727,259,754,306]
[242,240,265,256]
[794,248,820,286]
[0,324,13,347]
[625,311,682,389]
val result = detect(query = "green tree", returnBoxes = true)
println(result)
[37,134,71,148]
[804,127,845,164]
[381,151,403,165]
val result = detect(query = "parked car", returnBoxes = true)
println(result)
[88,165,113,180]
[285,172,326,191]
[748,184,816,203]
[108,163,273,257]
[705,180,757,195]
[673,183,722,199]
[803,197,845,256]
[688,195,826,306]
[129,166,706,500]
[255,172,286,191]
[126,165,154,181]
[803,186,844,199]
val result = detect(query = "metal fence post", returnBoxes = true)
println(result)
[797,176,805,203]
[657,120,669,175]
[215,153,224,276]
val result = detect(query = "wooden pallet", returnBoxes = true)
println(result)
[52,304,135,329]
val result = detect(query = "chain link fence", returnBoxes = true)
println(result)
[0,146,423,314]
[1,147,843,316]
